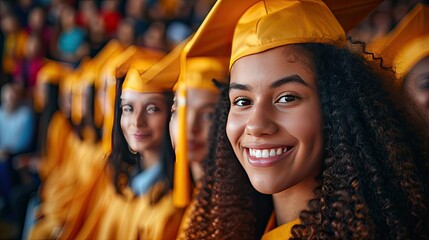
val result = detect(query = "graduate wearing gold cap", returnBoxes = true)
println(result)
[98,46,165,153]
[50,45,185,240]
[181,0,429,239]
[29,59,111,240]
[33,60,73,181]
[166,41,229,238]
[80,39,125,135]
[171,56,229,201]
[372,4,429,119]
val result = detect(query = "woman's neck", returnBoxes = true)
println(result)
[190,161,204,185]
[139,149,160,169]
[272,175,319,226]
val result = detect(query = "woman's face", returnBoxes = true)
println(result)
[120,91,169,154]
[404,56,429,119]
[227,45,323,195]
[170,88,219,163]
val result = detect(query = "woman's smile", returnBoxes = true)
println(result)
[245,145,294,168]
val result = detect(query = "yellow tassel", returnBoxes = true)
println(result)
[173,83,191,208]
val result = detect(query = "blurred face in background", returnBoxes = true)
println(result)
[25,36,41,59]
[404,56,429,120]
[28,7,45,31]
[121,91,169,154]
[60,6,76,30]
[170,88,220,164]
[116,20,135,46]
[1,14,18,34]
[1,84,22,113]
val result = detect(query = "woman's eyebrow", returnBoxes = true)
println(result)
[270,75,309,89]
[229,74,310,92]
[229,82,252,91]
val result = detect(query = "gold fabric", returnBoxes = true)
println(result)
[261,221,301,240]
[231,0,345,66]
[91,40,125,127]
[57,168,183,240]
[183,0,381,69]
[173,83,190,208]
[38,111,72,181]
[261,213,300,240]
[371,4,429,80]
[121,48,177,93]
[34,61,71,112]
[70,59,92,125]
[30,134,106,239]
[178,57,229,92]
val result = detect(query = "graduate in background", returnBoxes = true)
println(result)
[29,59,103,239]
[371,4,429,122]
[59,44,186,240]
[169,41,229,236]
[182,0,429,239]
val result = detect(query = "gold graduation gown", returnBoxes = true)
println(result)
[30,133,107,239]
[38,111,72,181]
[261,213,300,240]
[70,167,184,240]
[175,187,200,240]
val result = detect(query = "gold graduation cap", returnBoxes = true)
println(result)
[34,60,72,112]
[372,4,429,81]
[36,60,71,85]
[176,57,229,92]
[78,43,127,130]
[123,42,187,94]
[71,58,92,125]
[82,40,125,87]
[185,0,382,68]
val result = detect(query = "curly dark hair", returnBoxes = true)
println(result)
[108,77,175,205]
[185,42,429,239]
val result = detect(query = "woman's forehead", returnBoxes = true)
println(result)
[230,45,316,86]
[121,91,165,102]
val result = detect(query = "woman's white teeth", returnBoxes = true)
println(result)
[249,147,288,158]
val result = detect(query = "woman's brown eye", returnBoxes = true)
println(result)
[146,104,160,114]
[122,105,132,112]
[233,97,251,106]
[277,95,299,103]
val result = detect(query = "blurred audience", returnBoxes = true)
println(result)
[1,13,27,83]
[0,83,35,217]
[54,5,87,64]
[13,35,45,97]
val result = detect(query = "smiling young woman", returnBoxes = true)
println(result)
[183,0,429,239]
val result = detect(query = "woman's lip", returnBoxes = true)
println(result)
[188,141,204,150]
[245,147,293,168]
[133,133,151,140]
